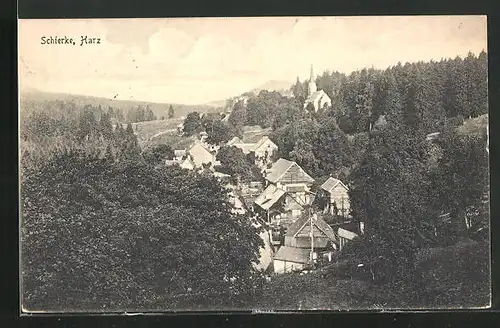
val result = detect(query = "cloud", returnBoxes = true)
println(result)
[19,16,487,104]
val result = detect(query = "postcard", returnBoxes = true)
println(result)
[18,16,490,313]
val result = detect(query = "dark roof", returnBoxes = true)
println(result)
[285,213,337,243]
[335,222,360,234]
[274,246,311,264]
[337,228,358,240]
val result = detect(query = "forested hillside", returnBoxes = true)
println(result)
[20,51,489,310]
[20,90,223,122]
[226,51,488,181]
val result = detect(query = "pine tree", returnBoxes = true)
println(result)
[78,106,98,141]
[168,105,175,119]
[99,112,113,140]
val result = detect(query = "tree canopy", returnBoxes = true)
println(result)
[21,150,264,311]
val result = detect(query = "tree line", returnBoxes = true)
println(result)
[220,51,489,283]
[20,100,263,311]
[19,51,489,309]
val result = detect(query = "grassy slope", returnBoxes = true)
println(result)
[141,124,273,150]
[457,114,488,136]
[251,240,490,310]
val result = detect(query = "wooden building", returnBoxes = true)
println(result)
[320,177,350,217]
[254,158,315,226]
[273,213,338,274]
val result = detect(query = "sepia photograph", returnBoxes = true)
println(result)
[18,16,490,313]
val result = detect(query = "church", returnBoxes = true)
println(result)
[303,65,332,112]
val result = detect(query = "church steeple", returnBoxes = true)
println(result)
[308,64,317,95]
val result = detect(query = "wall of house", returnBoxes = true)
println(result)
[180,161,194,170]
[273,260,306,274]
[329,185,350,216]
[285,236,315,248]
[280,164,313,185]
[339,236,354,251]
[254,141,278,159]
[284,194,305,210]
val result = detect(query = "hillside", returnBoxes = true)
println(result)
[458,114,488,136]
[140,123,273,150]
[19,89,223,120]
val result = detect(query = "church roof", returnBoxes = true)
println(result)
[305,90,330,103]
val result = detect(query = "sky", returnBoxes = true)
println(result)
[18,16,487,105]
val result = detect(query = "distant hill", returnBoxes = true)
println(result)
[203,99,228,108]
[20,89,224,120]
[199,80,294,112]
[251,80,294,94]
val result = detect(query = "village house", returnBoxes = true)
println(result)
[226,136,243,146]
[227,136,278,170]
[252,136,279,168]
[186,140,218,168]
[335,221,364,252]
[254,158,315,227]
[165,156,195,170]
[320,177,351,217]
[166,139,219,171]
[303,65,332,112]
[273,213,337,274]
[238,181,264,213]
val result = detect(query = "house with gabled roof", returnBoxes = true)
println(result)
[273,213,337,274]
[187,140,216,168]
[165,156,195,170]
[229,136,278,169]
[284,213,337,249]
[255,158,315,226]
[252,136,278,167]
[320,176,350,217]
[226,136,243,146]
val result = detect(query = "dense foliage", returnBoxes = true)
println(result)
[182,112,204,136]
[20,99,264,311]
[126,104,157,123]
[221,51,489,285]
[216,146,263,183]
[20,51,489,309]
[21,150,263,311]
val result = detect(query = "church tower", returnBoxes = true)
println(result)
[308,64,317,96]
